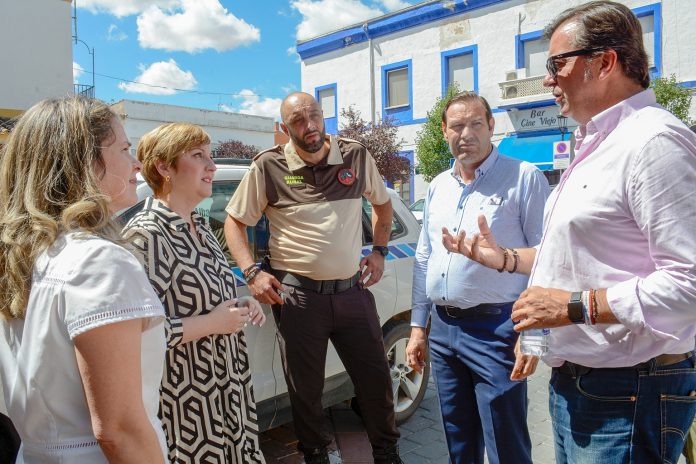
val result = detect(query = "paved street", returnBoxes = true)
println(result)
[260,363,688,463]
[259,364,556,463]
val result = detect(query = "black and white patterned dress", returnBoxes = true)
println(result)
[124,197,265,464]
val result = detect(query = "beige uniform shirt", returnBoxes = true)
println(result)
[226,136,389,280]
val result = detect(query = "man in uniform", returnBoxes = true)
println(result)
[224,92,401,464]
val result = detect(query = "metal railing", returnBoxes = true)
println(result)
[499,75,552,100]
[73,84,95,98]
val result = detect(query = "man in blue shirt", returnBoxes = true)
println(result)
[406,92,549,464]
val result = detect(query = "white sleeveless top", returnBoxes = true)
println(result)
[0,233,168,463]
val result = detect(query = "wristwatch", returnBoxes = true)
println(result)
[372,245,389,257]
[567,292,585,324]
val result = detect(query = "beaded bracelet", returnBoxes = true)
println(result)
[590,288,599,324]
[509,248,519,274]
[242,263,259,277]
[497,246,508,273]
[581,290,591,325]
[244,266,261,283]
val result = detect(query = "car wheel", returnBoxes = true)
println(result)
[383,319,430,424]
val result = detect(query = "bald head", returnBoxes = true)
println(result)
[280,92,319,123]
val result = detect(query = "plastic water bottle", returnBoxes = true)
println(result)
[520,328,550,356]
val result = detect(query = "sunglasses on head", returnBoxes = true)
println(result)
[546,47,605,78]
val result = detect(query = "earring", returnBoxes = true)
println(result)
[165,176,171,183]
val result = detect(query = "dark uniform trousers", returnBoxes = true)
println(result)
[272,283,400,455]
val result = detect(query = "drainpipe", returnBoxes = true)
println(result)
[363,23,376,125]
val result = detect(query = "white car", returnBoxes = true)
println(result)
[121,158,429,431]
[409,198,424,224]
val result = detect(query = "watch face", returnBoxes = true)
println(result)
[568,292,584,324]
[373,246,388,257]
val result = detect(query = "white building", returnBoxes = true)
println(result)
[298,0,696,203]
[110,100,275,152]
[0,0,74,142]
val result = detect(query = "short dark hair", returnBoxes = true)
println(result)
[543,1,650,89]
[441,92,493,125]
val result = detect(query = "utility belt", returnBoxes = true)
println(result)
[436,302,512,318]
[554,352,693,378]
[269,267,361,295]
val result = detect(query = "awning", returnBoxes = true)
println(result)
[496,133,564,171]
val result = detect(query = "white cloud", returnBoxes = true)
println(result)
[78,0,179,18]
[118,59,197,95]
[230,89,282,119]
[379,0,412,11]
[137,0,260,53]
[73,61,85,84]
[106,24,128,41]
[291,0,383,41]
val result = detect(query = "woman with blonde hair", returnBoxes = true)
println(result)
[0,96,168,463]
[123,122,266,464]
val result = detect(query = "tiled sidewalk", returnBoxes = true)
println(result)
[259,365,552,463]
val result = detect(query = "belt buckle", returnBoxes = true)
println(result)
[321,279,336,295]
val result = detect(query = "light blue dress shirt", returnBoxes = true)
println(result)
[411,147,550,328]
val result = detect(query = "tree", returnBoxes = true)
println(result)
[212,139,260,159]
[414,84,460,182]
[652,74,694,126]
[338,106,411,184]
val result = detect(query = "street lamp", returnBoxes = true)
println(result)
[72,0,95,97]
[557,115,568,141]
[74,37,95,95]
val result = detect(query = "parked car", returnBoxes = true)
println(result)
[409,198,424,224]
[120,158,428,431]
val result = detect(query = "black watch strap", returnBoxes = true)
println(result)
[567,291,585,324]
[372,245,389,257]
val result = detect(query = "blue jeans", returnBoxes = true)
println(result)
[429,303,532,464]
[550,355,696,464]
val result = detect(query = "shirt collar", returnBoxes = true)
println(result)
[449,145,499,184]
[575,88,657,142]
[284,135,343,171]
[145,197,205,232]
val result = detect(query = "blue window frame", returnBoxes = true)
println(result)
[381,59,412,124]
[315,83,338,134]
[634,3,661,79]
[515,30,547,77]
[441,45,478,95]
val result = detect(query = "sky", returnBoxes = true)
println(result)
[72,0,417,120]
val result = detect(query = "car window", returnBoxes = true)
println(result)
[119,180,269,267]
[362,197,406,244]
[409,198,424,213]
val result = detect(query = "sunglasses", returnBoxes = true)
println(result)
[546,47,605,78]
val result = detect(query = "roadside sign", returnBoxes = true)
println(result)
[553,141,571,170]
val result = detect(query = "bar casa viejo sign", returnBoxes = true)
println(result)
[508,106,575,132]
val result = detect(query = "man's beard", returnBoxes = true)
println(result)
[292,128,326,153]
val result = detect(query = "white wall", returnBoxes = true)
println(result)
[111,100,275,152]
[0,0,73,113]
[301,0,696,198]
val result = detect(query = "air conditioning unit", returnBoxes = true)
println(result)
[505,85,519,99]
[505,70,518,81]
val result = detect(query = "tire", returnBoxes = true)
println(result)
[350,319,430,424]
[382,319,430,424]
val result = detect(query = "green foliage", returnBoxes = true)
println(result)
[414,84,460,182]
[651,74,694,126]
